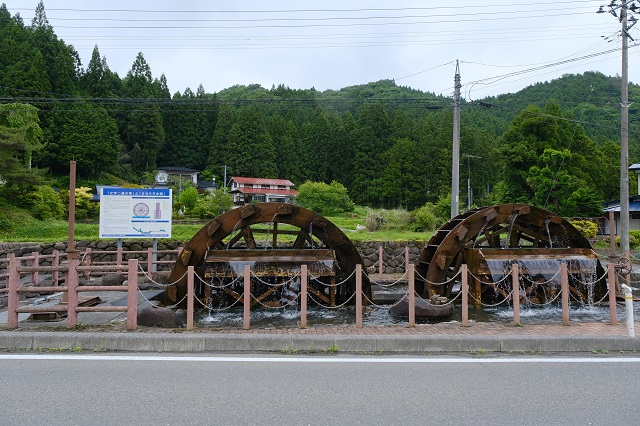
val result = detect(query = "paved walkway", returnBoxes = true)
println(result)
[1,320,638,354]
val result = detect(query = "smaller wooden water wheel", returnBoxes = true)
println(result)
[167,202,370,308]
[416,204,607,304]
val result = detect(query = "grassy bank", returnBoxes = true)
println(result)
[0,206,432,243]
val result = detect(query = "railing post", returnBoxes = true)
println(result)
[52,250,60,286]
[7,258,20,329]
[243,264,251,330]
[356,264,363,328]
[378,244,383,281]
[116,245,123,267]
[127,259,138,330]
[408,263,415,327]
[187,266,194,330]
[152,238,158,272]
[405,245,410,273]
[461,264,469,327]
[607,263,617,325]
[300,264,308,329]
[66,259,79,328]
[31,251,39,286]
[511,263,520,326]
[561,262,569,326]
[147,247,153,274]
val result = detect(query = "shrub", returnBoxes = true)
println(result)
[26,185,65,220]
[295,180,354,215]
[191,189,233,219]
[569,219,598,239]
[412,203,438,232]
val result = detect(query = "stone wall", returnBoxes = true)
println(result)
[0,240,427,276]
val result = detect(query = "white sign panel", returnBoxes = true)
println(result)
[99,188,172,238]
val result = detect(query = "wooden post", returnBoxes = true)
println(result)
[127,259,138,330]
[461,264,469,327]
[116,243,123,267]
[511,263,520,326]
[608,263,617,326]
[378,244,383,280]
[147,247,153,274]
[31,251,39,286]
[52,250,60,286]
[356,264,363,328]
[66,259,79,328]
[152,238,158,272]
[187,266,194,330]
[243,264,251,330]
[405,245,410,273]
[408,263,415,327]
[51,250,60,285]
[561,262,569,326]
[300,264,308,329]
[7,258,20,329]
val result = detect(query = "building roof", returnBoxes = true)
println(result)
[603,195,640,212]
[231,187,297,196]
[231,176,294,186]
[157,166,200,173]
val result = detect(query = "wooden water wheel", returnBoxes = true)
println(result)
[167,202,370,308]
[416,204,607,304]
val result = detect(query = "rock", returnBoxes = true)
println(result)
[389,295,454,319]
[137,306,183,328]
[101,273,126,286]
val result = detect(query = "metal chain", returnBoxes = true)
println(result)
[366,271,408,287]
[137,265,187,287]
[361,290,408,309]
[468,289,514,307]
[308,268,355,287]
[249,293,300,309]
[413,269,462,286]
[250,270,300,287]
[519,269,561,285]
[467,270,512,285]
[306,291,355,309]
[194,294,242,311]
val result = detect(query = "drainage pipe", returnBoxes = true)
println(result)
[621,284,635,337]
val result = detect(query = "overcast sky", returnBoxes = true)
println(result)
[11,0,638,100]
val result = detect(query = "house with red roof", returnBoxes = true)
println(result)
[229,176,297,205]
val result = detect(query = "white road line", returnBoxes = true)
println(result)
[1,354,640,363]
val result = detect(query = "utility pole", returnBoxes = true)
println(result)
[451,60,461,219]
[598,1,638,257]
[463,154,481,210]
[222,165,228,193]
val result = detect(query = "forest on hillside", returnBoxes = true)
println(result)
[1,2,639,219]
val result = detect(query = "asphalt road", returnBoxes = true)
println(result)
[1,354,638,425]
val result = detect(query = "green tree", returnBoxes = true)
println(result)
[295,180,354,215]
[51,103,121,179]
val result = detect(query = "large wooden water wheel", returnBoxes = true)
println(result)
[416,204,607,304]
[167,202,370,308]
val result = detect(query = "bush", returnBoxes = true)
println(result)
[569,219,598,239]
[59,187,99,220]
[191,189,234,219]
[179,186,199,214]
[412,203,438,232]
[295,180,354,215]
[24,185,65,220]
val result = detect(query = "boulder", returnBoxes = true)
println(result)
[137,306,183,328]
[101,273,126,286]
[389,295,454,319]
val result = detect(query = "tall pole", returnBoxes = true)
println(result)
[621,3,630,257]
[598,1,637,256]
[451,60,461,219]
[223,165,228,193]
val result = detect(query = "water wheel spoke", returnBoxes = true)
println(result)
[242,226,257,249]
[308,284,331,304]
[293,229,311,249]
[253,284,283,307]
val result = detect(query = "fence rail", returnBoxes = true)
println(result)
[1,246,633,335]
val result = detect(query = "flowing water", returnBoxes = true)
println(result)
[196,288,640,328]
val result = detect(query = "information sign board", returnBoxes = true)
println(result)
[99,188,172,238]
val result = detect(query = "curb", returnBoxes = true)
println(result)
[1,331,639,354]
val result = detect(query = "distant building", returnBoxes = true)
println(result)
[229,176,296,205]
[155,167,200,187]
